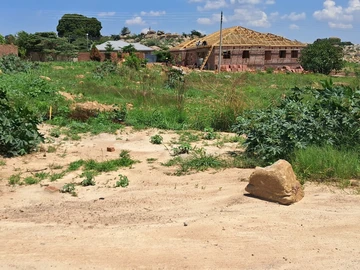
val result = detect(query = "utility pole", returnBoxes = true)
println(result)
[86,33,89,50]
[218,11,223,73]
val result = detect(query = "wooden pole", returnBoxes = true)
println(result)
[218,11,223,73]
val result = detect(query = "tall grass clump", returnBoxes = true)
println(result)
[292,145,360,183]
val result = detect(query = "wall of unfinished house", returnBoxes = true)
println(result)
[172,46,303,71]
[211,46,303,71]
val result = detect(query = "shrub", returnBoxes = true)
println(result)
[233,81,360,164]
[0,54,37,74]
[150,134,163,145]
[0,89,44,157]
[115,174,129,188]
[124,54,147,71]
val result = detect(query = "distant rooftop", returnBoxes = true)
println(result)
[96,40,154,52]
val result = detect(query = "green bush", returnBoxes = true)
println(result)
[0,89,44,157]
[300,39,344,75]
[0,54,37,74]
[233,81,360,164]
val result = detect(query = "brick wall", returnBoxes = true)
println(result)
[172,45,304,71]
[78,52,146,62]
[0,44,18,57]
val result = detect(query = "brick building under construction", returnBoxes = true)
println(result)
[170,26,306,71]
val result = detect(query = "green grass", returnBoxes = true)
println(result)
[25,61,356,134]
[24,177,39,185]
[8,174,21,185]
[292,145,360,184]
[0,160,6,166]
[163,148,227,175]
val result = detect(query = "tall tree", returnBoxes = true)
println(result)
[57,14,102,40]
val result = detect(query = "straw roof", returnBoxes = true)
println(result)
[172,26,305,50]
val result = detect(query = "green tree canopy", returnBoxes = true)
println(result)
[299,39,344,75]
[15,31,76,59]
[121,27,131,36]
[122,44,136,54]
[57,14,102,40]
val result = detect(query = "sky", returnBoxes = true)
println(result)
[1,0,360,44]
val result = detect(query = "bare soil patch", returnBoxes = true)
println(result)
[0,125,359,269]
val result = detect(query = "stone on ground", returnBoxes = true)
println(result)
[245,160,304,205]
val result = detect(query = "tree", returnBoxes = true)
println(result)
[299,39,344,75]
[190,30,204,38]
[5,34,16,44]
[90,44,101,61]
[57,14,102,40]
[104,42,114,60]
[122,44,136,54]
[121,27,131,36]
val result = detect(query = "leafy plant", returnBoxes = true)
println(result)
[0,54,37,74]
[80,171,96,186]
[115,174,129,188]
[150,134,163,145]
[233,81,360,164]
[203,128,216,140]
[60,183,77,196]
[0,89,44,157]
[172,142,192,156]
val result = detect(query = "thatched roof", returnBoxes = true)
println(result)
[172,26,305,50]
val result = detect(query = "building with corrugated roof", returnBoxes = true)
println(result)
[170,26,306,71]
[96,40,155,62]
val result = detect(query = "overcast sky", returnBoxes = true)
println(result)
[1,0,360,43]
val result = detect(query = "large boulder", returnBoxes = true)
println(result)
[245,160,304,205]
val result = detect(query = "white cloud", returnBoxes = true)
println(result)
[313,0,352,21]
[140,11,166,17]
[328,22,353,28]
[282,12,306,21]
[289,24,300,30]
[197,18,213,25]
[197,13,228,25]
[98,12,116,17]
[125,16,146,25]
[197,0,227,11]
[265,0,275,4]
[229,8,270,27]
[346,0,360,13]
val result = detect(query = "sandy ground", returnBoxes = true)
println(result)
[0,125,360,270]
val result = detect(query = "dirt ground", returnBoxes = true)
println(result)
[0,125,359,270]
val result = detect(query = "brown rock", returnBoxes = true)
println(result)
[245,160,304,205]
[107,147,115,152]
